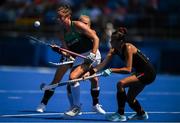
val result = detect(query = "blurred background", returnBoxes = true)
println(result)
[0,0,180,74]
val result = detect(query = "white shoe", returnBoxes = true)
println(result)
[36,103,46,113]
[128,112,149,120]
[64,105,81,117]
[92,104,106,114]
[68,106,82,115]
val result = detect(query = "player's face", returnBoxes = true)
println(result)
[57,11,70,25]
[110,39,122,49]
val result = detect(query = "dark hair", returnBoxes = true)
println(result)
[111,27,127,42]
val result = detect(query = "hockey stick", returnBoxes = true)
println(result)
[40,72,104,91]
[27,35,88,60]
[48,60,74,66]
[48,55,75,66]
[58,47,87,59]
[27,35,52,46]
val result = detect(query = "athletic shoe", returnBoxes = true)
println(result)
[68,106,82,115]
[36,103,46,113]
[106,112,127,122]
[92,104,106,114]
[128,112,149,120]
[64,105,81,117]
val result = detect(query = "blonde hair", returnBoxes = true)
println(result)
[79,15,91,27]
[57,5,72,17]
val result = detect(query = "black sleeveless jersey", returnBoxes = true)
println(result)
[114,44,154,72]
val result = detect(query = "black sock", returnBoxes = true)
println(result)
[41,90,54,105]
[128,99,145,115]
[67,84,71,93]
[91,89,99,106]
[117,90,127,115]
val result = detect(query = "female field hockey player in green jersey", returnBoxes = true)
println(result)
[36,5,106,116]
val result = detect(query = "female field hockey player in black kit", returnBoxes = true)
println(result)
[85,27,156,121]
[36,5,106,116]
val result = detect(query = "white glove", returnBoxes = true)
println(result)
[85,52,96,64]
[102,69,112,76]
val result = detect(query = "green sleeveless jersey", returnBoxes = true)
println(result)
[64,21,93,54]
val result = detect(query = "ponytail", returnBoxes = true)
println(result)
[118,27,127,35]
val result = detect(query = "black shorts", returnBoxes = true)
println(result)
[135,67,156,85]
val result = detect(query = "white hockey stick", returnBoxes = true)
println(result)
[40,72,104,91]
[48,60,74,66]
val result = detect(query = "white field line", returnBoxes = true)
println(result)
[0,90,180,96]
[1,111,180,117]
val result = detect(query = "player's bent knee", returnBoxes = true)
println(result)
[69,74,77,80]
[117,81,124,91]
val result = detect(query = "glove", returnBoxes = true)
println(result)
[60,55,75,62]
[51,45,61,54]
[102,69,112,76]
[69,55,75,61]
[85,52,96,64]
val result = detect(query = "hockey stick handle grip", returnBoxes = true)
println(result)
[58,73,102,86]
[57,72,103,86]
[58,47,87,59]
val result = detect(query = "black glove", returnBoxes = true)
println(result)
[51,45,61,54]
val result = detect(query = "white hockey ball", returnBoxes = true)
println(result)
[34,21,40,27]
